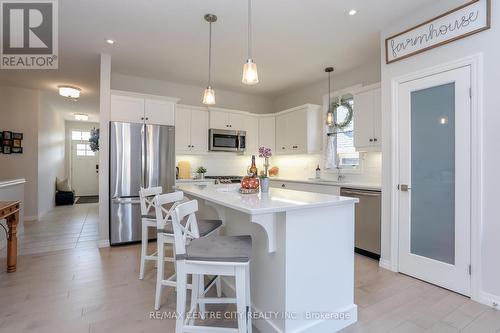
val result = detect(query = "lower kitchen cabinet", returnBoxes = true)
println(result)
[269,180,340,195]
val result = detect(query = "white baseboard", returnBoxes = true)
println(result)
[379,258,394,271]
[478,291,500,309]
[98,239,110,248]
[24,215,38,222]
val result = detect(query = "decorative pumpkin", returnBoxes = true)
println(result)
[241,176,260,189]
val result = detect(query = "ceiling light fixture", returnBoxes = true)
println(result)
[242,0,259,85]
[58,85,81,99]
[202,14,217,105]
[106,39,115,44]
[349,9,357,16]
[74,113,89,121]
[325,67,334,127]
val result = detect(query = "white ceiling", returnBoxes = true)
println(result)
[0,0,439,118]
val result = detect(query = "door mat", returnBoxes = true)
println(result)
[75,196,99,204]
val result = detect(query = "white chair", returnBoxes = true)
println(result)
[154,191,223,311]
[161,197,252,333]
[138,186,166,280]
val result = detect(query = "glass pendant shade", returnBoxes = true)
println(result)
[202,86,216,105]
[242,59,259,85]
[326,110,334,127]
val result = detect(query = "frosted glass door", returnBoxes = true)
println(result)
[398,66,471,296]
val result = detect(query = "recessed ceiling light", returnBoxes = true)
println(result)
[106,39,115,44]
[58,85,81,99]
[74,113,89,121]
[349,9,357,16]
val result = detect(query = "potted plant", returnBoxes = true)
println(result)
[196,166,207,180]
[258,147,272,192]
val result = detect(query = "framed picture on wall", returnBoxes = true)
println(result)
[12,133,23,140]
[11,147,23,154]
[0,145,3,154]
[3,139,12,147]
[3,145,11,154]
[0,132,3,141]
[3,131,12,140]
[13,139,21,148]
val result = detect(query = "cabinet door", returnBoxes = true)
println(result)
[190,108,209,153]
[275,114,288,154]
[175,106,191,152]
[353,90,375,148]
[228,113,246,131]
[209,110,229,129]
[110,94,144,123]
[258,116,276,153]
[145,99,175,126]
[372,88,382,146]
[244,115,259,155]
[287,109,307,154]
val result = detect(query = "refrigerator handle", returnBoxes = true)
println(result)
[141,124,146,188]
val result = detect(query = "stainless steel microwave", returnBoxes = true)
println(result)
[209,129,246,152]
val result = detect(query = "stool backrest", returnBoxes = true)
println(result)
[170,200,200,257]
[139,186,163,216]
[154,191,185,230]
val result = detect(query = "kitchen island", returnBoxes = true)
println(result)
[177,183,358,333]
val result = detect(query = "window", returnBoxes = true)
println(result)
[76,143,95,156]
[330,97,360,169]
[72,130,90,141]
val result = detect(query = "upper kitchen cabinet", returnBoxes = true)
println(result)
[353,86,381,151]
[110,90,178,126]
[258,115,276,153]
[275,104,322,155]
[244,115,259,155]
[175,105,209,154]
[209,108,246,131]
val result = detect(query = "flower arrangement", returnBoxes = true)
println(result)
[258,146,272,178]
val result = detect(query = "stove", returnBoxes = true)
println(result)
[204,176,244,184]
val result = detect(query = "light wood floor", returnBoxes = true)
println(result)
[0,204,499,333]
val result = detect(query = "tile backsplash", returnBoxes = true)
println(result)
[176,152,381,185]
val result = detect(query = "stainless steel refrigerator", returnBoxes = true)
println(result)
[109,121,175,245]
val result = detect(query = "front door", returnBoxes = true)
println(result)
[398,66,471,296]
[71,139,99,196]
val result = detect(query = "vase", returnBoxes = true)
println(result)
[199,173,205,180]
[260,177,269,193]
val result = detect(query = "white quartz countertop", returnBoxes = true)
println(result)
[269,177,381,191]
[176,184,358,215]
[175,179,215,183]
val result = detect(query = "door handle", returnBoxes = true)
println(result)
[399,184,411,192]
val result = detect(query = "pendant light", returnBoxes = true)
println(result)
[242,0,259,85]
[325,67,334,127]
[203,14,217,105]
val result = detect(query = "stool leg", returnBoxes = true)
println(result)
[245,265,252,333]
[154,234,165,310]
[198,274,206,319]
[235,266,247,333]
[139,222,148,280]
[189,274,199,326]
[176,264,187,333]
[216,275,222,297]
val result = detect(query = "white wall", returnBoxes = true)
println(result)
[380,0,500,305]
[111,73,274,114]
[0,85,39,219]
[272,61,381,111]
[38,92,66,217]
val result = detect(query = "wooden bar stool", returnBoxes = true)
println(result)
[161,198,252,333]
[154,191,223,311]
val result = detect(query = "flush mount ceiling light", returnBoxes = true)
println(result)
[242,0,259,85]
[349,9,357,16]
[325,67,335,127]
[74,113,89,121]
[202,14,217,105]
[106,39,115,44]
[58,86,81,99]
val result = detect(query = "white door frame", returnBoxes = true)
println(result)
[389,54,483,302]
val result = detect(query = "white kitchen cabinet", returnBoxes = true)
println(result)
[110,94,144,124]
[274,104,322,155]
[110,91,177,126]
[269,180,341,195]
[209,109,246,131]
[175,105,208,154]
[244,115,259,155]
[353,88,381,151]
[258,115,276,153]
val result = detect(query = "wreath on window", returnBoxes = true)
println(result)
[89,128,99,152]
[329,98,353,131]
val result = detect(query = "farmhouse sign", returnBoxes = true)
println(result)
[385,0,491,64]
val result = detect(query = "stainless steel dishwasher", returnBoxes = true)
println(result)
[340,187,381,259]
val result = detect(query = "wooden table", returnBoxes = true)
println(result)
[0,201,20,273]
